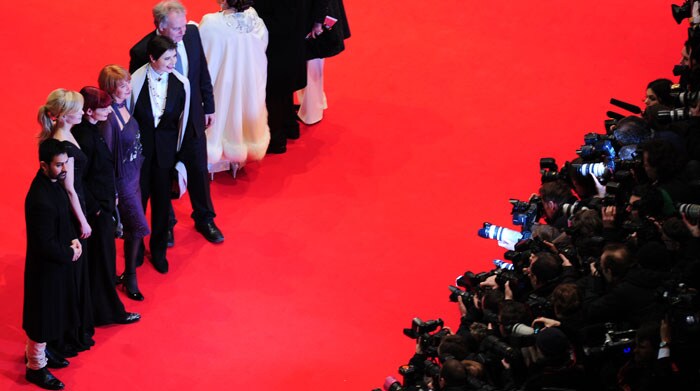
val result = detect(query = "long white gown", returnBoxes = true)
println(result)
[199,9,270,166]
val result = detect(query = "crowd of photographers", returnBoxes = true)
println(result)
[375,3,700,391]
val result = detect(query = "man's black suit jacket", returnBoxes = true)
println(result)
[129,25,214,139]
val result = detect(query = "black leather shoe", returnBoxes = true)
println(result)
[266,143,287,154]
[167,229,175,248]
[117,312,141,324]
[150,258,169,274]
[196,222,224,244]
[26,367,64,390]
[285,127,300,140]
[44,347,69,369]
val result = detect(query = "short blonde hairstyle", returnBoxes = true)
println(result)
[153,0,186,29]
[37,89,84,141]
[98,64,131,96]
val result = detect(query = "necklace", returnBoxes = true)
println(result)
[146,65,166,120]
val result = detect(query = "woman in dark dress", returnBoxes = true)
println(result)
[99,65,151,301]
[72,86,141,324]
[37,88,95,355]
[297,0,351,125]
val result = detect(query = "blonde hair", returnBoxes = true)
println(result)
[98,64,131,96]
[37,89,84,142]
[153,0,186,29]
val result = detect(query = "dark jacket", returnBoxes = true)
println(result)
[255,0,309,93]
[581,265,666,327]
[305,0,351,59]
[72,119,116,216]
[23,171,79,342]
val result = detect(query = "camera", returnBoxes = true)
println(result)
[678,203,700,220]
[656,107,692,124]
[403,318,450,357]
[510,197,542,232]
[672,1,694,24]
[503,237,548,269]
[576,139,617,160]
[582,323,637,357]
[478,222,529,250]
[561,201,590,218]
[403,318,444,339]
[480,335,519,361]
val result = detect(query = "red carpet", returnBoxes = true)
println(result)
[0,0,684,389]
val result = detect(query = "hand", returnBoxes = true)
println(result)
[457,296,468,317]
[308,22,323,39]
[70,239,82,261]
[602,205,616,228]
[590,173,606,197]
[589,261,600,277]
[660,318,671,344]
[504,281,514,300]
[80,221,92,239]
[682,212,700,238]
[542,239,558,253]
[96,210,101,217]
[479,275,498,289]
[205,113,215,128]
[415,337,423,354]
[558,252,573,267]
[533,316,561,329]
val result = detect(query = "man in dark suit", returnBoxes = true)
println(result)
[129,0,223,245]
[130,35,190,274]
[24,139,82,390]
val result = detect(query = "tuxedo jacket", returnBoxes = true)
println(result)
[129,64,191,169]
[129,25,215,139]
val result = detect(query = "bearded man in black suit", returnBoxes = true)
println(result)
[129,0,224,246]
[24,139,82,390]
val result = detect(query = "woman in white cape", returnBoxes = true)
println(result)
[199,0,269,169]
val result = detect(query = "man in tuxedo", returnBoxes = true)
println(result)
[129,0,223,245]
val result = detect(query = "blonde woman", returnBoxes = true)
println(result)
[37,88,95,353]
[37,89,91,239]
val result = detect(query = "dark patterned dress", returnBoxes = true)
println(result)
[101,105,150,240]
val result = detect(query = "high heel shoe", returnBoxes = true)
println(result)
[117,273,145,301]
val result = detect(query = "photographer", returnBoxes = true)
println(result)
[638,139,697,204]
[617,320,682,390]
[581,243,665,327]
[539,181,578,230]
[519,327,586,391]
[437,359,469,391]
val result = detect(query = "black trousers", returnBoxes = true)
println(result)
[169,130,215,228]
[140,161,172,264]
[266,91,297,148]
